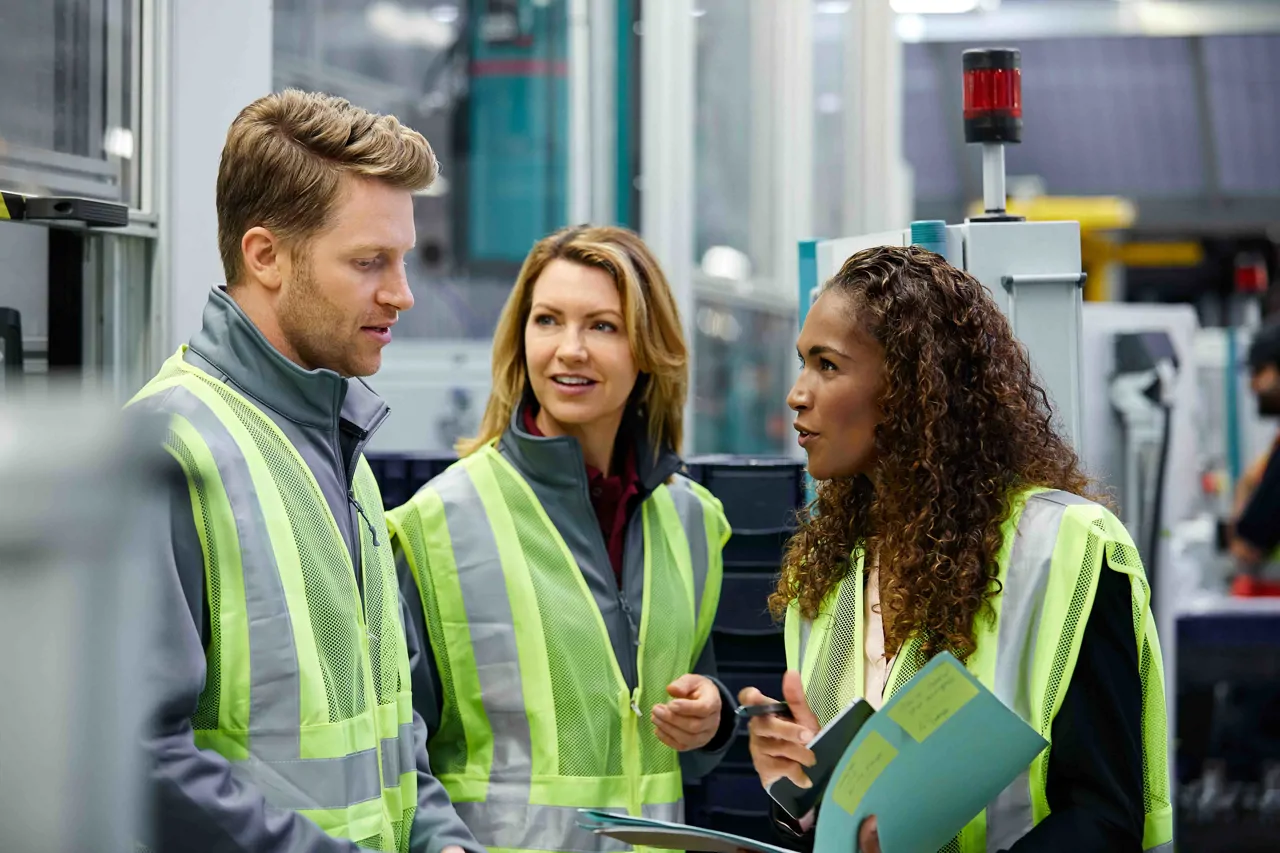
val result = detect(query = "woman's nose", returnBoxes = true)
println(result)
[556,328,588,362]
[787,378,810,412]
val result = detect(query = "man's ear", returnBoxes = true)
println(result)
[241,226,285,292]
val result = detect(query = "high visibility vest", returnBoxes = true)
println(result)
[784,488,1173,853]
[386,445,730,853]
[129,348,417,851]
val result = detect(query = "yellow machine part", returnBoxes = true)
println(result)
[967,196,1204,300]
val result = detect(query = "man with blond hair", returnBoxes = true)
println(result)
[129,90,480,853]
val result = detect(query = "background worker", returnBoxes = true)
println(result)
[387,225,736,853]
[738,247,1172,853]
[129,90,479,853]
[1229,321,1280,577]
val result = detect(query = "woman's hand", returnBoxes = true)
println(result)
[651,674,723,751]
[740,670,820,791]
[858,816,881,853]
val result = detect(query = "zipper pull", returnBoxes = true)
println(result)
[349,491,380,546]
[630,687,643,718]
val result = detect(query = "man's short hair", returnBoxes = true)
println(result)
[216,89,438,285]
[1248,322,1280,374]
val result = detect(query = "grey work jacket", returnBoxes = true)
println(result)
[398,403,737,781]
[139,287,481,853]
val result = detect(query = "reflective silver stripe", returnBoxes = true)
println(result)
[667,478,710,623]
[149,384,388,814]
[454,799,683,853]
[986,490,1084,853]
[381,721,416,784]
[798,616,813,671]
[1147,843,1173,852]
[434,464,534,796]
[158,386,301,762]
[231,747,382,810]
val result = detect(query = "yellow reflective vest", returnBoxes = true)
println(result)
[785,488,1173,853]
[130,349,417,851]
[387,445,729,853]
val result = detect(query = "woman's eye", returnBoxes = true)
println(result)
[533,314,556,326]
[593,321,617,333]
[820,358,837,372]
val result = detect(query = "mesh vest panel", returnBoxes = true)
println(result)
[787,491,1171,853]
[390,447,722,852]
[132,351,416,852]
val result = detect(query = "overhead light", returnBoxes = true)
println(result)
[366,1,456,48]
[103,127,135,160]
[815,1,852,13]
[700,246,752,282]
[890,0,979,13]
[816,93,842,114]
[427,4,459,24]
[692,8,707,17]
[895,13,926,41]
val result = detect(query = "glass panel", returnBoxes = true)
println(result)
[692,296,796,456]
[693,0,767,280]
[0,0,136,205]
[272,0,572,339]
[812,1,844,239]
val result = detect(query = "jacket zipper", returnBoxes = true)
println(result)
[337,405,388,598]
[349,490,380,546]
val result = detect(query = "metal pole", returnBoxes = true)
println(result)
[982,142,1006,213]
[640,0,696,455]
[567,0,592,225]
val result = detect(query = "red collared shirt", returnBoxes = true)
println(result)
[522,407,640,585]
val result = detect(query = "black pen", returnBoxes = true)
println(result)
[734,701,793,719]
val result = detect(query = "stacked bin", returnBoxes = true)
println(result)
[367,452,808,842]
[683,455,807,844]
[365,452,458,510]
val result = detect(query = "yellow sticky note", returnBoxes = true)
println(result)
[831,730,898,815]
[886,660,980,742]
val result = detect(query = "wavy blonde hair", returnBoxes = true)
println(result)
[458,225,688,456]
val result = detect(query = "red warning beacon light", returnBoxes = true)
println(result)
[963,48,1022,145]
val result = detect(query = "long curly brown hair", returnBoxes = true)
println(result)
[769,246,1095,662]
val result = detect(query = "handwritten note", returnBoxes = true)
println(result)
[830,731,899,815]
[886,660,980,742]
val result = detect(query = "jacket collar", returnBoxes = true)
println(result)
[497,398,682,497]
[187,286,388,435]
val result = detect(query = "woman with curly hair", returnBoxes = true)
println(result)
[738,246,1172,853]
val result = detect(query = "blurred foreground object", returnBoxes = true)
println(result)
[0,385,167,852]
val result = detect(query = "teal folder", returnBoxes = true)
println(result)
[579,652,1048,853]
[813,652,1048,852]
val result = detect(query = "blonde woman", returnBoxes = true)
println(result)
[387,225,735,853]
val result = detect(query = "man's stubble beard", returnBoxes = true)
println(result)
[278,257,347,375]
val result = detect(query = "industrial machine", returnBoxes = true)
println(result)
[1109,330,1180,587]
[800,47,1088,450]
[462,0,570,269]
[798,46,1280,851]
